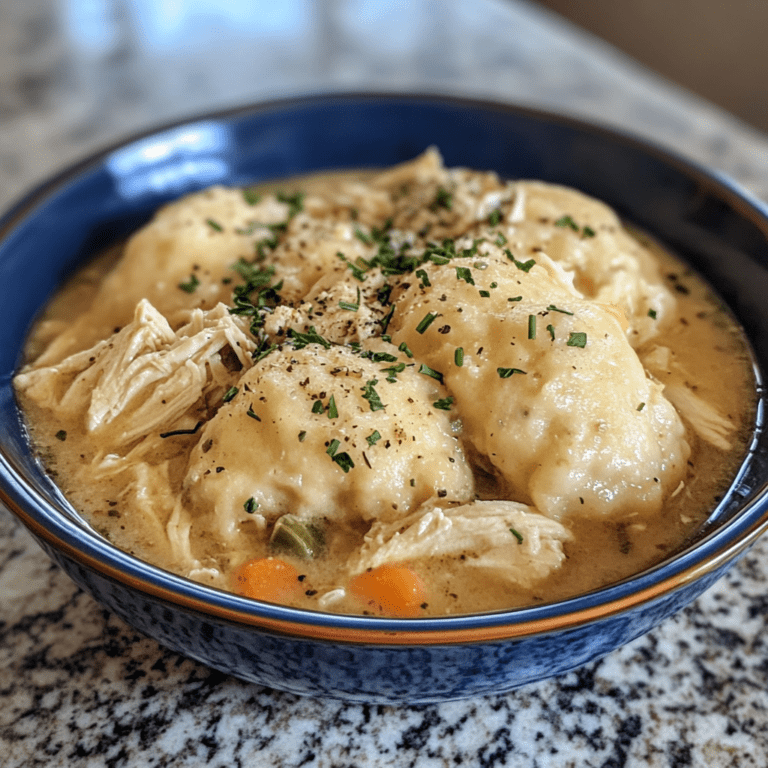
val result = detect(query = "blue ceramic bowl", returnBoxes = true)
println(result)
[1,94,768,703]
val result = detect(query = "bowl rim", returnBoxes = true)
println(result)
[2,90,768,646]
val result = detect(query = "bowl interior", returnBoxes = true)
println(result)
[1,94,768,626]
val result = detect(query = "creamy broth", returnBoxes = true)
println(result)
[15,151,756,616]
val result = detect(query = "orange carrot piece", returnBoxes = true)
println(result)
[349,563,426,618]
[232,557,300,603]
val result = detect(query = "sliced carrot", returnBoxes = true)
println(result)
[232,557,300,603]
[348,563,426,618]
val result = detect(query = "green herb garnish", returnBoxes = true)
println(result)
[431,186,453,211]
[547,304,574,315]
[566,332,587,348]
[504,249,535,272]
[367,430,382,446]
[497,367,527,378]
[398,341,414,359]
[416,312,438,334]
[242,189,262,205]
[362,379,386,412]
[554,215,579,231]
[415,269,431,288]
[179,274,200,293]
[419,364,444,384]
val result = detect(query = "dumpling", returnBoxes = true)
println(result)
[183,343,475,544]
[390,241,690,520]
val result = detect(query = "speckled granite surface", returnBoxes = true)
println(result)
[3,1,768,765]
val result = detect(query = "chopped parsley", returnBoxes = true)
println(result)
[339,288,360,312]
[433,396,454,411]
[298,430,307,442]
[206,218,223,232]
[431,186,453,211]
[555,215,595,238]
[354,226,374,246]
[509,527,524,544]
[488,208,502,226]
[418,363,444,384]
[497,367,527,378]
[648,308,657,319]
[546,323,555,340]
[381,362,407,382]
[554,214,579,231]
[504,249,535,272]
[566,332,587,348]
[326,439,354,473]
[276,190,305,218]
[398,341,414,359]
[637,402,646,412]
[494,231,508,246]
[244,497,259,513]
[311,400,325,415]
[528,314,536,340]
[415,269,431,288]
[246,405,261,421]
[366,430,382,446]
[288,326,332,350]
[416,312,438,334]
[179,273,200,293]
[242,189,262,205]
[222,386,238,403]
[380,304,396,334]
[455,347,464,367]
[456,266,475,285]
[327,395,339,419]
[55,429,67,441]
[336,251,367,282]
[362,379,386,412]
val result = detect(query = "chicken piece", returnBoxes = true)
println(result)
[16,300,254,448]
[349,500,571,588]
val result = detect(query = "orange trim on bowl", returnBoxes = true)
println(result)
[10,491,768,646]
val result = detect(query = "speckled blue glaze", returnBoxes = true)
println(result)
[1,95,768,703]
[35,532,737,703]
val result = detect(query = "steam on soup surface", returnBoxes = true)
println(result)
[15,149,756,617]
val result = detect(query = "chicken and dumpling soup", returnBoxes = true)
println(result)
[14,149,757,617]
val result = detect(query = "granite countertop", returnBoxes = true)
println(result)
[3,1,768,765]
